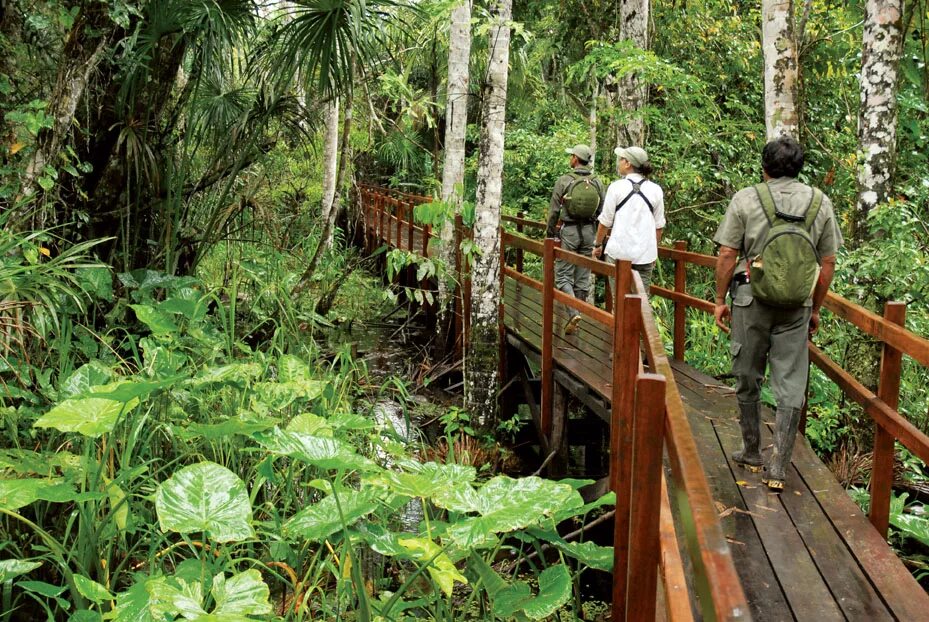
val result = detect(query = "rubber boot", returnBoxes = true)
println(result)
[762,407,802,491]
[564,289,587,335]
[731,401,763,472]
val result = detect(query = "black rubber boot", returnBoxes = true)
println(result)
[731,401,763,472]
[763,407,802,491]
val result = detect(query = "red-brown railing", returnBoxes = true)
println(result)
[655,243,929,539]
[359,185,748,621]
[500,231,747,622]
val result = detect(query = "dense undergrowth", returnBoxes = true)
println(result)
[0,220,617,620]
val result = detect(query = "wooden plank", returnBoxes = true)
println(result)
[675,375,791,622]
[673,241,687,362]
[651,286,715,314]
[657,245,718,268]
[676,369,898,622]
[789,436,929,621]
[554,245,614,278]
[712,412,849,621]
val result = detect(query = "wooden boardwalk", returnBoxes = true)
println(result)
[504,273,926,620]
[360,184,929,621]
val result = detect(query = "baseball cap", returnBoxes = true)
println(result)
[614,146,649,168]
[565,144,594,163]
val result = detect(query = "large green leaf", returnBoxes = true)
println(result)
[397,537,468,597]
[491,564,572,620]
[142,571,271,622]
[175,418,277,441]
[522,564,572,619]
[186,363,262,387]
[74,574,114,604]
[209,569,272,618]
[284,487,380,541]
[58,361,113,399]
[110,580,157,622]
[436,476,584,547]
[373,461,476,499]
[130,304,178,335]
[155,462,254,542]
[254,427,378,472]
[0,478,77,510]
[33,381,141,437]
[286,413,333,437]
[0,559,41,582]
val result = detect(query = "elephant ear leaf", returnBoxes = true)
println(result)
[155,462,254,542]
[0,559,41,582]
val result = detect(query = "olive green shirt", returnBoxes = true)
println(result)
[546,167,604,238]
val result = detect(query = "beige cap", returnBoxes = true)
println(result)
[614,146,649,168]
[565,144,594,163]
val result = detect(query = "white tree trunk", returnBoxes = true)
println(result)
[320,98,340,248]
[616,0,648,150]
[466,0,511,425]
[438,2,472,334]
[855,0,903,242]
[762,0,799,140]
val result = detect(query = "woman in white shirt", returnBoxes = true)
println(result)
[592,146,665,293]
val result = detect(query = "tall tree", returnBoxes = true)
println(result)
[761,0,799,139]
[466,0,511,425]
[319,98,341,251]
[616,0,648,149]
[854,0,903,243]
[437,1,472,342]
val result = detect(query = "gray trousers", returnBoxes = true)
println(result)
[606,257,655,299]
[556,222,595,315]
[730,283,811,410]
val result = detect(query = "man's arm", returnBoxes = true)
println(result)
[592,223,611,258]
[809,254,836,334]
[714,245,740,332]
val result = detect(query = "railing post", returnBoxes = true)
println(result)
[498,226,508,402]
[541,238,558,438]
[396,198,403,249]
[626,373,667,622]
[385,197,392,247]
[516,210,525,273]
[407,199,415,253]
[610,258,637,618]
[673,240,688,362]
[870,301,906,537]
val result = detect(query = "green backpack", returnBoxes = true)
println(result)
[749,183,823,308]
[561,173,602,220]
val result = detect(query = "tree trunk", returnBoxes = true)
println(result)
[466,0,511,426]
[19,3,113,223]
[320,98,340,249]
[854,0,903,244]
[302,91,354,285]
[437,1,472,346]
[616,0,648,149]
[762,0,799,140]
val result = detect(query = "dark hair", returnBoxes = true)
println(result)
[633,161,654,177]
[576,156,590,166]
[761,137,804,178]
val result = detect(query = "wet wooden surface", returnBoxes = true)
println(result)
[502,276,929,621]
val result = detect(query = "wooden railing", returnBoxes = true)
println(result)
[655,243,929,539]
[359,184,748,620]
[500,231,748,622]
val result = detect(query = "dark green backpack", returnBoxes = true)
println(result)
[749,183,823,308]
[561,173,602,220]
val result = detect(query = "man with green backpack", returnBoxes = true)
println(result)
[546,144,605,335]
[713,137,843,491]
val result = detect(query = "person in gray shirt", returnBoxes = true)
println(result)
[546,144,605,335]
[713,137,843,491]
